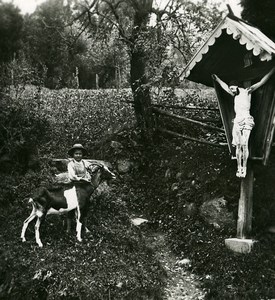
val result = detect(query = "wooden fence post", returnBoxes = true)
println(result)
[236,160,254,239]
[96,74,99,89]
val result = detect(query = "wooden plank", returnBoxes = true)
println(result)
[264,115,275,165]
[152,104,219,111]
[250,81,274,158]
[157,127,226,148]
[263,90,275,165]
[153,107,225,133]
[213,80,234,153]
[52,159,108,165]
[237,161,254,239]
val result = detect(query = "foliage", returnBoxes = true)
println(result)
[0,56,49,172]
[153,0,222,65]
[0,58,134,173]
[0,1,23,63]
[77,36,130,89]
[0,86,135,171]
[240,0,275,40]
[0,91,49,173]
[0,52,44,93]
[21,87,135,158]
[22,0,85,88]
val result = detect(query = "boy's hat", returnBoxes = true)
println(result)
[68,144,87,157]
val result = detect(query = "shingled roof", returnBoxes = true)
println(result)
[183,14,275,87]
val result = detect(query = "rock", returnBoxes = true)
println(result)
[176,172,183,180]
[186,172,195,179]
[225,238,256,254]
[182,203,197,217]
[165,168,171,179]
[117,159,133,174]
[199,196,234,229]
[110,141,124,152]
[177,258,191,266]
[171,183,179,191]
[131,218,148,226]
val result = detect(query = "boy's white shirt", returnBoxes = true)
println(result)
[68,159,90,181]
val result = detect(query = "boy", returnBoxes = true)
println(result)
[67,143,91,182]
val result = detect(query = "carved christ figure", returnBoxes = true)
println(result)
[212,67,275,178]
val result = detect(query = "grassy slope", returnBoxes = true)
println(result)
[1,87,275,299]
[0,183,166,299]
[107,129,275,300]
[0,87,165,299]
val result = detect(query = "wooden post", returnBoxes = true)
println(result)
[236,160,254,239]
[96,74,99,89]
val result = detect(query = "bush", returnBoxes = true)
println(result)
[0,91,51,172]
[20,87,135,158]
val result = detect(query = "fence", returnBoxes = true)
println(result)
[151,104,227,148]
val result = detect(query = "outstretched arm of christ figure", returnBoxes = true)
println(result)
[248,66,275,93]
[212,74,235,96]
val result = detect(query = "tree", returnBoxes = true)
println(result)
[240,0,275,40]
[75,0,221,141]
[0,1,23,63]
[22,0,86,88]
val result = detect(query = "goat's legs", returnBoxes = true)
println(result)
[66,210,74,233]
[35,217,43,247]
[21,208,37,242]
[68,209,89,235]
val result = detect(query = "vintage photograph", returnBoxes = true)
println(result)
[1,0,275,299]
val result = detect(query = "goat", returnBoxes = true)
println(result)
[21,162,116,247]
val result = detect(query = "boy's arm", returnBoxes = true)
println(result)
[249,67,275,93]
[212,74,234,96]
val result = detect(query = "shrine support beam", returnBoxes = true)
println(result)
[237,160,254,238]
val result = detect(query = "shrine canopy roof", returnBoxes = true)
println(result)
[183,14,275,87]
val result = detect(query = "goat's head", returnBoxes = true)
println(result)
[86,162,116,184]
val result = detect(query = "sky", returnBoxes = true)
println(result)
[3,0,242,16]
[3,0,45,14]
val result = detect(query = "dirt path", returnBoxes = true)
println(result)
[145,231,206,300]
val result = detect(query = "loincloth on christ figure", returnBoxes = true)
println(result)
[232,115,255,146]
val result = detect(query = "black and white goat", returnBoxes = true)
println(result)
[21,162,116,247]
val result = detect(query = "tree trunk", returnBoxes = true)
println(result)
[130,7,154,143]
